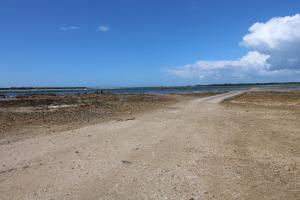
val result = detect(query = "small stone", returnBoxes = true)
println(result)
[121,160,132,164]
[125,117,135,121]
[22,165,29,169]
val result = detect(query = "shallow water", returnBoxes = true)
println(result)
[1,84,300,97]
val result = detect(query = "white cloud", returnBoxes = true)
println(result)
[97,25,110,32]
[167,14,300,83]
[242,14,300,70]
[242,14,300,49]
[60,26,79,31]
[167,51,271,79]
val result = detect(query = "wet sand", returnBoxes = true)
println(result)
[0,90,299,199]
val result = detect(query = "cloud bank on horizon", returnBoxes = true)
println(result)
[167,14,300,83]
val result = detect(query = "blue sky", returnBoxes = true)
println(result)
[1,0,300,87]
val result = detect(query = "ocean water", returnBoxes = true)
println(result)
[1,84,300,98]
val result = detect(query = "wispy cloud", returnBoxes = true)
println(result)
[97,25,110,32]
[60,25,79,31]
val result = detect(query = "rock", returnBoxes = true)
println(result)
[125,117,135,121]
[121,160,132,164]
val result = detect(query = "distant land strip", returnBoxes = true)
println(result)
[0,82,300,91]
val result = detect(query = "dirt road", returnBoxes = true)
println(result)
[0,91,299,200]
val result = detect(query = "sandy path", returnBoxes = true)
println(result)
[0,91,299,200]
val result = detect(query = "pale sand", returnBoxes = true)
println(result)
[0,91,299,200]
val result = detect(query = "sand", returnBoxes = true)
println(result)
[0,90,299,200]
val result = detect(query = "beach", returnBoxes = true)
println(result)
[0,92,218,142]
[0,90,299,199]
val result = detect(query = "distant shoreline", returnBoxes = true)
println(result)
[1,82,300,92]
[0,87,90,91]
[196,82,300,87]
